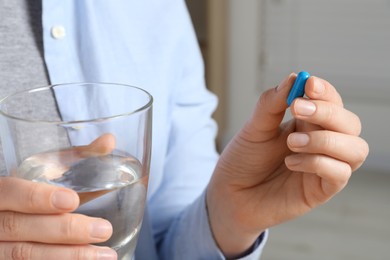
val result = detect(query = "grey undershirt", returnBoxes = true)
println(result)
[0,0,49,95]
[0,0,50,174]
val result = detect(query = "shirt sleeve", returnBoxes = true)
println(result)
[147,1,268,258]
[159,190,268,259]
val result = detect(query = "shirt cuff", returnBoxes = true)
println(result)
[202,190,268,260]
[232,231,268,260]
[161,189,268,259]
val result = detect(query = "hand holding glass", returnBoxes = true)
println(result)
[0,83,153,259]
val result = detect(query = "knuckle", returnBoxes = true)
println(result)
[60,214,91,243]
[312,155,324,170]
[10,243,33,260]
[26,183,42,210]
[322,131,336,150]
[71,246,94,260]
[60,214,80,240]
[1,212,20,239]
[72,247,85,259]
[322,103,336,123]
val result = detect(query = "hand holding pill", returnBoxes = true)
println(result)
[287,71,310,106]
[207,71,368,256]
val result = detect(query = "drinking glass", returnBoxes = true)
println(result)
[0,83,153,259]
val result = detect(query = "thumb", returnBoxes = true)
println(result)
[75,133,116,157]
[245,73,296,141]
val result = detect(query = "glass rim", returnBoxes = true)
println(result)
[0,82,153,125]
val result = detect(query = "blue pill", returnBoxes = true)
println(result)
[287,71,310,106]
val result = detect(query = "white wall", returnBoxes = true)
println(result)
[226,0,390,172]
[224,0,260,143]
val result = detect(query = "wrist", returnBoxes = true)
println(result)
[206,185,264,258]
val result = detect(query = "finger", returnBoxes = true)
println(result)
[287,131,369,171]
[75,133,116,157]
[304,76,343,107]
[0,243,117,260]
[0,177,79,213]
[291,99,362,136]
[31,133,118,180]
[285,154,352,195]
[292,76,345,134]
[0,212,112,244]
[245,73,296,141]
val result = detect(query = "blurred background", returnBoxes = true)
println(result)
[186,0,390,259]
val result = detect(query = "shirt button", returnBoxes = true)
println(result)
[70,125,84,130]
[51,26,66,39]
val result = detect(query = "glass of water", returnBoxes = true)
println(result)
[0,83,153,259]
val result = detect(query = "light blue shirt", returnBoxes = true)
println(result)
[41,0,267,259]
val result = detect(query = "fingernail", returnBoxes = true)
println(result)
[276,73,294,92]
[295,99,316,116]
[52,190,77,210]
[90,219,113,239]
[285,155,302,166]
[97,247,117,260]
[288,133,310,147]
